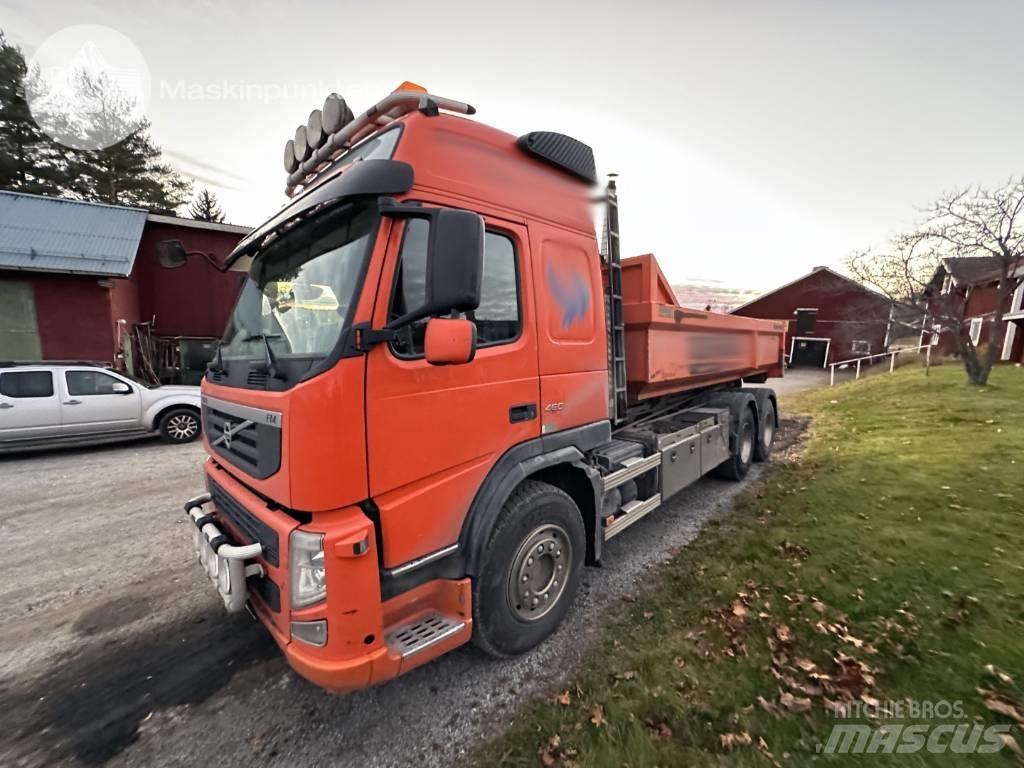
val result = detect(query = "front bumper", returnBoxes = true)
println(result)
[184,493,265,613]
[181,485,472,694]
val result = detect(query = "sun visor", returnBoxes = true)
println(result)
[228,159,414,263]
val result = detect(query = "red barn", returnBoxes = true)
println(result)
[0,191,248,376]
[923,257,1024,364]
[732,266,892,367]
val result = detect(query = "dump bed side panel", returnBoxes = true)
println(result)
[621,255,786,400]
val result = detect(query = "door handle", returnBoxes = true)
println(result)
[64,399,82,406]
[509,403,537,423]
[0,403,13,409]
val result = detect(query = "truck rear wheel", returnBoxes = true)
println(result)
[471,480,585,658]
[713,407,755,481]
[754,399,776,462]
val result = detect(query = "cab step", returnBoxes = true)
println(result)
[385,612,466,658]
[603,493,662,540]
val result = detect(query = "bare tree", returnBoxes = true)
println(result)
[849,178,1024,385]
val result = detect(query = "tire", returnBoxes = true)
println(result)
[471,480,585,658]
[754,399,776,462]
[158,408,201,444]
[713,407,755,481]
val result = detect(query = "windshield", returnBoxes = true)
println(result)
[221,202,374,359]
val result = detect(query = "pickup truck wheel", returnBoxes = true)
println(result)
[754,400,776,462]
[713,407,755,481]
[471,480,585,658]
[159,408,201,444]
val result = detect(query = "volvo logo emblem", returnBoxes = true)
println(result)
[212,418,253,450]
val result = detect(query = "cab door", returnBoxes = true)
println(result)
[364,212,539,570]
[59,369,142,434]
[0,369,60,441]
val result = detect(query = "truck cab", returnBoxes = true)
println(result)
[184,85,783,692]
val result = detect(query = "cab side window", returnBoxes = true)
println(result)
[66,370,127,396]
[389,222,521,357]
[0,371,54,398]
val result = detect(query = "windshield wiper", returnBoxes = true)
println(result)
[208,341,227,376]
[243,333,287,381]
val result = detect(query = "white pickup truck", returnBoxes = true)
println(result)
[0,362,202,453]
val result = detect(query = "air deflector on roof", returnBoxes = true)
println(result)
[516,132,597,185]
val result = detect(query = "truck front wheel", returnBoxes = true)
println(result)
[471,480,585,658]
[713,407,755,481]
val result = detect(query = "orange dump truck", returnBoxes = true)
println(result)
[178,84,786,692]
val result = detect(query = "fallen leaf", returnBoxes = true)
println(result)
[590,705,607,728]
[811,600,826,613]
[779,691,812,713]
[984,664,1014,685]
[981,692,1024,725]
[775,624,793,644]
[796,658,817,673]
[1000,733,1023,756]
[643,717,673,740]
[720,731,753,750]
[538,734,561,767]
[556,690,571,706]
[731,601,748,618]
[757,695,780,718]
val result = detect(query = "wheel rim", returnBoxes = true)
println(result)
[762,417,774,448]
[506,523,572,622]
[739,426,754,464]
[168,414,198,440]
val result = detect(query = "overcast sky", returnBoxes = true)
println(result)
[5,0,1023,289]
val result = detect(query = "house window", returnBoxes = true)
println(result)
[969,317,983,346]
[851,340,870,355]
[941,274,953,295]
[931,324,942,346]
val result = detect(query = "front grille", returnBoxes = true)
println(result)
[246,370,268,387]
[203,400,282,480]
[209,479,280,567]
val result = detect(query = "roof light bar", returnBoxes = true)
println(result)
[284,87,475,196]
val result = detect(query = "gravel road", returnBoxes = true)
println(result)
[0,422,799,768]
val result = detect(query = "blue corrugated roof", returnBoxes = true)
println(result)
[0,191,147,276]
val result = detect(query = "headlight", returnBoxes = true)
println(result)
[290,529,326,608]
[217,559,231,594]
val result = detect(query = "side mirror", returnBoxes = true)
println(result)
[382,205,485,329]
[424,317,477,365]
[111,381,132,394]
[426,208,484,316]
[157,240,189,269]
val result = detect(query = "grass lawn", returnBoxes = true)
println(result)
[477,365,1024,766]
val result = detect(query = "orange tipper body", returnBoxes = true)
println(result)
[183,85,785,693]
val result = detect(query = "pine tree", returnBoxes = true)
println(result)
[64,122,192,213]
[51,69,191,212]
[0,31,65,195]
[188,188,226,222]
